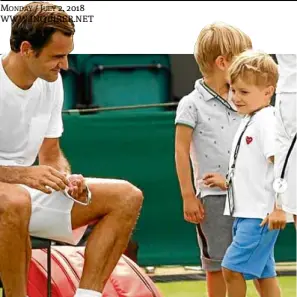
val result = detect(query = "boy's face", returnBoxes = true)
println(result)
[230,78,273,115]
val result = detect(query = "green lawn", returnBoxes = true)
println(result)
[156,276,296,297]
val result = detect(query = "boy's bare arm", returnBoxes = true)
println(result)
[175,124,204,223]
[259,154,287,230]
[175,125,196,199]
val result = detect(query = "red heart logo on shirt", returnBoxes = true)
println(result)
[246,136,253,144]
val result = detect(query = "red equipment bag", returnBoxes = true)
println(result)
[27,246,163,297]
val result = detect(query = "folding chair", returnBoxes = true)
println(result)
[0,236,52,297]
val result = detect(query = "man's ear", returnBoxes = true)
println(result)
[19,41,34,57]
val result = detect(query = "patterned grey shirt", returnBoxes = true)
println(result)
[175,78,242,198]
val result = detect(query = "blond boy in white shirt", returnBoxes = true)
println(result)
[203,51,286,297]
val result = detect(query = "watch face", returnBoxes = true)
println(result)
[273,178,288,194]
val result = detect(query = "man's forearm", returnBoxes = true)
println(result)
[0,166,27,184]
[39,151,71,175]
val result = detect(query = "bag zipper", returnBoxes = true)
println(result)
[122,256,157,297]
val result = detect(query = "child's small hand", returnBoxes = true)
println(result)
[260,209,287,230]
[203,173,227,190]
[183,194,205,224]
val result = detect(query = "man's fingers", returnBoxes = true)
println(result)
[42,180,62,192]
[76,180,84,195]
[68,174,85,195]
[49,168,69,185]
[71,185,79,199]
[36,184,53,195]
[46,174,67,191]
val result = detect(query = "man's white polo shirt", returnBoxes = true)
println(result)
[0,54,64,166]
[224,106,276,219]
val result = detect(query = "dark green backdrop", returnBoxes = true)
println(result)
[60,111,296,266]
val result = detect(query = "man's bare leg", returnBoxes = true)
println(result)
[293,215,296,229]
[70,178,143,292]
[0,183,32,297]
[25,235,32,286]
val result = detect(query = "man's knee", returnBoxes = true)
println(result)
[0,186,31,222]
[119,181,144,213]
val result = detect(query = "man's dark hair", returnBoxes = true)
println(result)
[10,1,75,54]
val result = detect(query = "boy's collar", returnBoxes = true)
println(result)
[195,79,214,101]
[195,78,236,112]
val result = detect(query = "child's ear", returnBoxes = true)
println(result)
[265,86,275,97]
[215,55,228,71]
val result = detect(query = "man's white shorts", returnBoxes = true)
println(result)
[20,184,87,245]
[275,92,297,216]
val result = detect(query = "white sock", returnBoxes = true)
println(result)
[74,288,102,297]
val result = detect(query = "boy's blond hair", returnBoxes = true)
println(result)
[228,50,279,89]
[194,22,252,76]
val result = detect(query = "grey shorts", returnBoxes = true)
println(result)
[196,195,234,272]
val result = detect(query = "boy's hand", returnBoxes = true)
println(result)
[203,173,227,190]
[183,194,205,224]
[260,209,287,230]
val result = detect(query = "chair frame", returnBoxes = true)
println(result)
[0,236,52,297]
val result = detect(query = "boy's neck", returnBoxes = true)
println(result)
[203,76,229,100]
[247,104,271,116]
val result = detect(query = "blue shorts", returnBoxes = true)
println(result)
[221,218,280,280]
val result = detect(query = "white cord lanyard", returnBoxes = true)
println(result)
[226,114,255,215]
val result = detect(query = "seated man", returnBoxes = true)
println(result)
[0,2,143,297]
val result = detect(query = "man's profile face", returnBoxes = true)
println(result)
[26,31,74,82]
